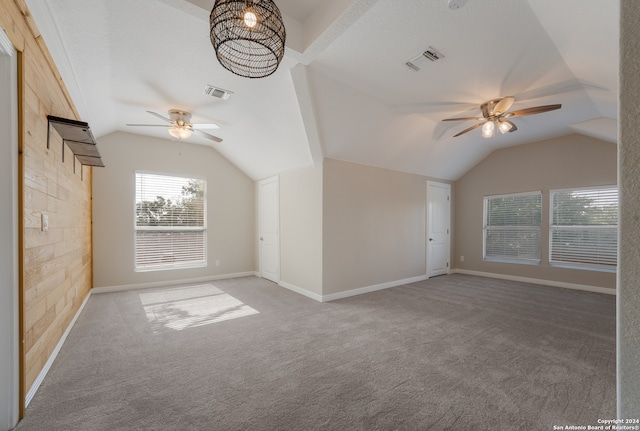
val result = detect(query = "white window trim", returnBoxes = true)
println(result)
[549,185,618,273]
[134,171,207,272]
[483,191,542,265]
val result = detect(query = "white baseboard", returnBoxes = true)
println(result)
[278,281,323,302]
[279,275,429,303]
[321,275,429,302]
[92,272,258,294]
[452,269,616,295]
[25,290,92,407]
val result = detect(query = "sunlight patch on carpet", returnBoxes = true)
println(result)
[139,284,259,333]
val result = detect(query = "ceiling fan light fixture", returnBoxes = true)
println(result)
[127,110,223,142]
[210,0,286,79]
[442,97,560,138]
[498,120,514,134]
[168,126,193,140]
[481,121,495,138]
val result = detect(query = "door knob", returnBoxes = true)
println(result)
[429,238,434,241]
[260,237,264,241]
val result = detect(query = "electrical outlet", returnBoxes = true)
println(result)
[460,256,465,262]
[215,259,220,267]
[41,213,49,232]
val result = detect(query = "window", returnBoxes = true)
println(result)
[135,172,206,271]
[483,192,542,264]
[550,186,618,271]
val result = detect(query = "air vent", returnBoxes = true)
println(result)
[422,48,443,61]
[405,46,445,71]
[203,84,233,100]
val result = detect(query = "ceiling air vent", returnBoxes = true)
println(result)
[203,84,233,100]
[405,46,445,71]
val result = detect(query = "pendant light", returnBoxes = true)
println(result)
[210,0,286,78]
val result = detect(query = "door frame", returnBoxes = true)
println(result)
[426,180,451,278]
[258,176,280,283]
[0,26,21,429]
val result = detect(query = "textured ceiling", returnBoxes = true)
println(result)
[184,0,323,22]
[25,0,619,180]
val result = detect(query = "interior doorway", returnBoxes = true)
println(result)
[426,181,451,278]
[0,26,20,430]
[258,176,280,283]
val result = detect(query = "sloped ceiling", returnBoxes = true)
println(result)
[25,0,618,181]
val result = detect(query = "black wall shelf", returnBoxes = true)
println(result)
[47,116,105,178]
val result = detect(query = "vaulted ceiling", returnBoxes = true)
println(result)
[25,0,618,180]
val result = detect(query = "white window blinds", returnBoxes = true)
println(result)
[550,186,618,270]
[483,192,542,264]
[135,172,206,271]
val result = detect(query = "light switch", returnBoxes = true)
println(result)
[41,213,48,232]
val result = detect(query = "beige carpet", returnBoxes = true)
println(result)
[14,274,615,430]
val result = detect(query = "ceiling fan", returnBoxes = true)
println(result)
[442,97,561,138]
[127,109,223,142]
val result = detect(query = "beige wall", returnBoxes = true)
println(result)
[322,158,450,295]
[454,134,617,290]
[619,0,640,415]
[279,165,323,295]
[93,132,255,288]
[1,0,94,401]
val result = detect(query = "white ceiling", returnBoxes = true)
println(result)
[25,0,619,181]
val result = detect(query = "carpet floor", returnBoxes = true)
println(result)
[13,274,616,431]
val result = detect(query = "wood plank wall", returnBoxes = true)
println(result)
[0,0,93,399]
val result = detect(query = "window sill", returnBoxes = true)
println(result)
[483,258,541,266]
[135,261,207,273]
[549,262,616,273]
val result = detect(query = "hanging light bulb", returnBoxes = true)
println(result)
[481,121,495,138]
[243,9,257,28]
[168,126,193,140]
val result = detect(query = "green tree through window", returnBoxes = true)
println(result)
[135,173,206,271]
[484,192,542,264]
[550,187,618,269]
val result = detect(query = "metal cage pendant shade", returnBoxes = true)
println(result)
[210,0,286,78]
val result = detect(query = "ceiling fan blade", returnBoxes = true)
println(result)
[126,123,170,127]
[194,129,223,143]
[492,96,515,116]
[146,110,172,123]
[504,104,562,118]
[453,122,483,137]
[442,116,484,122]
[191,123,220,130]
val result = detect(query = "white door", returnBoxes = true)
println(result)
[258,177,279,283]
[0,27,20,430]
[427,181,451,278]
